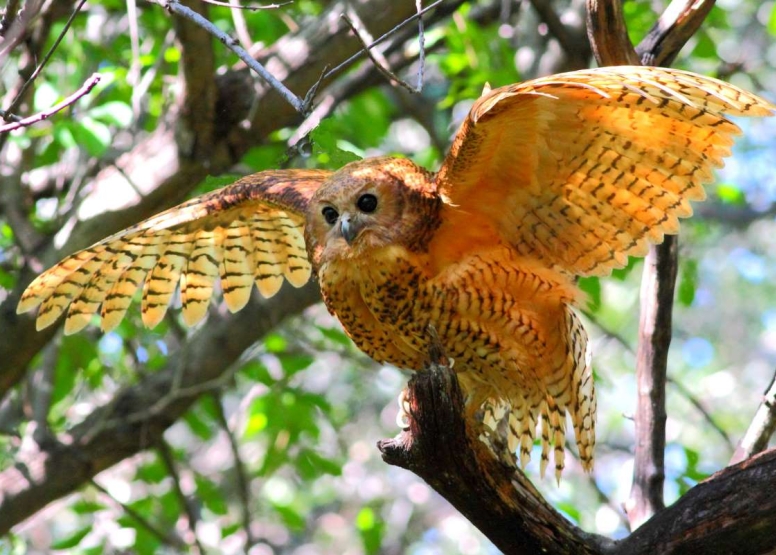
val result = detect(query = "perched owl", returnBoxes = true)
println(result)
[18,66,775,479]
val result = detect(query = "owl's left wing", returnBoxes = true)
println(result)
[435,66,775,277]
[18,169,331,334]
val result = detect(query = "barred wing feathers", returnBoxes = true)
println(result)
[18,169,331,334]
[436,66,775,277]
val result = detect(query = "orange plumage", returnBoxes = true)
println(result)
[18,67,775,478]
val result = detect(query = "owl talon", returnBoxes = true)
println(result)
[396,387,411,430]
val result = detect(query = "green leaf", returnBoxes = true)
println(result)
[716,182,746,205]
[264,333,287,353]
[195,474,229,515]
[50,526,91,550]
[356,507,385,555]
[71,499,107,514]
[678,259,698,307]
[73,117,112,157]
[318,325,353,348]
[272,503,306,531]
[295,448,343,480]
[135,456,169,484]
[278,353,314,375]
[88,101,133,127]
[578,277,601,313]
[769,3,776,36]
[310,118,361,168]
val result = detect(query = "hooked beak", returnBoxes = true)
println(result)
[340,213,363,246]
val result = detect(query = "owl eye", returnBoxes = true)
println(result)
[321,206,339,225]
[357,193,378,213]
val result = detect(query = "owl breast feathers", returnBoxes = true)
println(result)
[19,66,775,478]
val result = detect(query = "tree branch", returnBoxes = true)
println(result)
[731,369,776,464]
[0,73,100,133]
[0,283,320,533]
[378,361,610,555]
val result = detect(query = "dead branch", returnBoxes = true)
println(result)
[0,73,101,133]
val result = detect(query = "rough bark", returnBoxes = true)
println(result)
[379,362,776,555]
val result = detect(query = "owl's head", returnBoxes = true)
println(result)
[305,157,440,269]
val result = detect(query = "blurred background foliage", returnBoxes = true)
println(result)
[1,0,775,553]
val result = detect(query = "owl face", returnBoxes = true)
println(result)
[304,157,440,270]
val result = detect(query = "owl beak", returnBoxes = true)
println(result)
[340,214,361,246]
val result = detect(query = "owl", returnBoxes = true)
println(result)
[18,66,775,479]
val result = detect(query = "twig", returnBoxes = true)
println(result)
[322,0,443,82]
[197,0,292,9]
[159,0,306,113]
[90,479,186,549]
[1,0,89,121]
[0,73,101,133]
[229,0,255,50]
[340,11,423,94]
[157,440,205,554]
[667,376,735,452]
[730,369,776,464]
[211,393,256,546]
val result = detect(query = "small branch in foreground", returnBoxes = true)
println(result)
[159,0,307,114]
[197,0,292,9]
[0,73,101,134]
[1,0,89,122]
[340,9,425,94]
[731,369,776,464]
[322,0,443,82]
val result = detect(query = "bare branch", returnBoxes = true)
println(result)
[340,10,423,94]
[159,0,306,113]
[731,369,776,464]
[157,440,205,554]
[211,393,256,547]
[322,0,444,82]
[627,240,675,528]
[1,0,88,121]
[197,0,292,9]
[0,73,101,133]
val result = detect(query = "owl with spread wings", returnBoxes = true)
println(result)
[18,66,775,479]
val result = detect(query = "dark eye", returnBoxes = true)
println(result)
[321,206,339,225]
[357,193,378,213]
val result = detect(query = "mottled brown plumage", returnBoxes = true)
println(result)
[18,67,775,478]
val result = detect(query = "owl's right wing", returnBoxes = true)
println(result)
[18,169,332,334]
[434,66,775,277]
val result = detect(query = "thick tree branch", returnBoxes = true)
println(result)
[628,239,675,527]
[378,362,610,555]
[378,359,776,555]
[586,0,715,529]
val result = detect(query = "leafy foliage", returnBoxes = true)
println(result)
[1,0,775,553]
